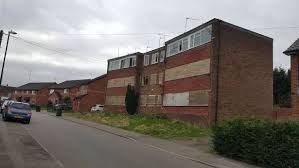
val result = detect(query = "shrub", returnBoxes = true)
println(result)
[125,85,138,115]
[212,118,299,168]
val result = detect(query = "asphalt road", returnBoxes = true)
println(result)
[23,112,213,168]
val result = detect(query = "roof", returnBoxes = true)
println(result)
[108,52,143,62]
[50,79,90,89]
[16,82,56,90]
[0,85,15,96]
[144,46,166,55]
[87,74,107,84]
[165,18,272,45]
[283,38,299,55]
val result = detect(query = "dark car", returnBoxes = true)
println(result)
[2,102,32,124]
[54,103,72,111]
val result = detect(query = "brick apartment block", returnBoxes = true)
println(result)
[104,18,273,126]
[283,38,299,118]
[48,75,107,112]
[12,82,56,106]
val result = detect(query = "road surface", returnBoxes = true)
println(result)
[22,112,213,168]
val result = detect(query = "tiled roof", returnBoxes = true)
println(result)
[50,79,90,89]
[284,38,299,55]
[16,82,56,90]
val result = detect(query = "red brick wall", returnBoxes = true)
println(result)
[215,22,273,121]
[290,55,299,117]
[104,56,141,113]
[73,75,107,112]
[139,48,165,114]
[163,43,212,125]
[12,88,50,106]
[36,87,50,106]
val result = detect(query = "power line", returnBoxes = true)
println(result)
[8,34,102,63]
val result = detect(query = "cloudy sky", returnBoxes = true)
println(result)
[0,0,298,87]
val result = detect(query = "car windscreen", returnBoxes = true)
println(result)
[10,103,31,110]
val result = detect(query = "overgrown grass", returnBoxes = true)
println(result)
[65,112,209,140]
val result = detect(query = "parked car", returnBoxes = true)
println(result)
[54,103,72,111]
[91,104,104,112]
[1,100,13,113]
[2,102,32,124]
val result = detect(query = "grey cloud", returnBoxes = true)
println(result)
[0,0,298,86]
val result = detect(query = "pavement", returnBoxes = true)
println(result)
[0,111,259,168]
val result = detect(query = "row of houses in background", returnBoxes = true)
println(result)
[1,18,297,126]
[10,74,107,112]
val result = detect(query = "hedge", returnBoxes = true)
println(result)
[212,118,299,168]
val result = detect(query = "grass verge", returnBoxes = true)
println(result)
[65,112,209,140]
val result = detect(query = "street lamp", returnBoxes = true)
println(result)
[0,30,17,85]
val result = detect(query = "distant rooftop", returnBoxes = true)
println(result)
[284,38,299,55]
[16,82,56,90]
[50,79,90,89]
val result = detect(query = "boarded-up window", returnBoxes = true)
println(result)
[150,74,157,85]
[163,92,189,106]
[147,95,156,105]
[189,90,209,106]
[139,95,147,106]
[158,72,164,85]
[105,96,125,105]
[156,95,162,105]
[163,90,209,106]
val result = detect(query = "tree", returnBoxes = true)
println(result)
[63,96,71,105]
[125,85,139,115]
[273,67,291,107]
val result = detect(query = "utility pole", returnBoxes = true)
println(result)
[0,30,3,47]
[0,30,17,85]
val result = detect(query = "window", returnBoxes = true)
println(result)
[15,90,18,94]
[179,37,188,52]
[32,91,36,95]
[108,60,120,71]
[160,50,165,62]
[200,25,212,44]
[129,57,136,67]
[26,90,29,94]
[144,55,149,66]
[193,32,201,47]
[64,89,69,94]
[143,76,149,86]
[151,53,158,64]
[49,89,54,94]
[167,25,212,57]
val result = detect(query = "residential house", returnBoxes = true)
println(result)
[48,79,90,105]
[12,82,56,106]
[105,52,143,112]
[104,18,273,126]
[283,38,299,118]
[0,85,15,99]
[73,74,107,112]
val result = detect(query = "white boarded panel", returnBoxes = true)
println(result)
[163,92,189,106]
[165,59,210,81]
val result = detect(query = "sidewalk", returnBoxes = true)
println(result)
[45,111,259,168]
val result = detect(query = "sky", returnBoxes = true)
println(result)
[0,0,298,87]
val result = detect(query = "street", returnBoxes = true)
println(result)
[18,112,213,168]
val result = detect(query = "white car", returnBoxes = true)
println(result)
[91,104,104,112]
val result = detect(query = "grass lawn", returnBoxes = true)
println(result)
[65,112,210,140]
